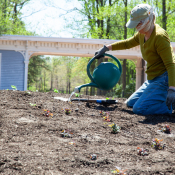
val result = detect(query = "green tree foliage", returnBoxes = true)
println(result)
[4,0,174,96]
[72,57,90,85]
[64,0,136,96]
[64,0,175,96]
[60,56,78,93]
[28,56,50,90]
[49,57,61,91]
[0,0,34,35]
[28,56,80,93]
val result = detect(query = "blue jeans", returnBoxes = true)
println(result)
[126,71,172,115]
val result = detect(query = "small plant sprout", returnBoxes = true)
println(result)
[75,93,80,97]
[151,138,165,150]
[109,123,120,134]
[54,89,59,93]
[137,147,149,156]
[62,108,71,114]
[42,109,53,117]
[29,103,36,107]
[111,166,127,175]
[103,115,111,122]
[11,85,17,90]
[90,154,97,160]
[100,110,104,115]
[61,129,73,138]
[100,110,106,116]
[106,97,115,100]
[160,124,171,134]
[26,91,31,94]
[102,112,111,122]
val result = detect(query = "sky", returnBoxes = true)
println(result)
[21,0,82,38]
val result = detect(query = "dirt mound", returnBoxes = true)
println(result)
[0,90,175,175]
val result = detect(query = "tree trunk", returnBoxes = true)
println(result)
[69,79,71,94]
[44,71,46,91]
[162,0,167,30]
[39,77,42,92]
[56,75,58,89]
[50,72,53,91]
[126,61,129,85]
[106,0,111,39]
[66,67,71,94]
[122,0,127,97]
[86,87,88,95]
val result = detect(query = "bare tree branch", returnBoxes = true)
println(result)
[20,7,47,19]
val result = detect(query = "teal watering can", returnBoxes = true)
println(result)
[74,53,122,93]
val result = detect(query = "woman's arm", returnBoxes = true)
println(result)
[95,32,140,58]
[106,45,112,50]
[111,32,140,50]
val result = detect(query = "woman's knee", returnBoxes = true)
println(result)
[132,102,146,115]
[126,99,135,108]
[132,103,172,115]
[133,105,142,115]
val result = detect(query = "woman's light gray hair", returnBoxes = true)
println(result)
[136,7,156,32]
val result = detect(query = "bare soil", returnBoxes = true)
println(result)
[0,90,175,175]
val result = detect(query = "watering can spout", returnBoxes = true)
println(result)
[74,82,99,93]
[74,87,80,93]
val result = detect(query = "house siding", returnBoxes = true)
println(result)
[0,50,24,91]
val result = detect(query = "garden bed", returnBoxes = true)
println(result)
[0,90,175,175]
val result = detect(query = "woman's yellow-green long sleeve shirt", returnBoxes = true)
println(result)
[111,24,175,87]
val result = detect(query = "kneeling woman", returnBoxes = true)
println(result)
[95,4,175,115]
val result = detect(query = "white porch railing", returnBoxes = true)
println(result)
[0,35,175,91]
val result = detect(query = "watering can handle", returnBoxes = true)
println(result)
[87,53,122,83]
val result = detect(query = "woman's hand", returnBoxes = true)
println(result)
[95,45,111,59]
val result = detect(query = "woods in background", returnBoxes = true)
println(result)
[0,0,34,35]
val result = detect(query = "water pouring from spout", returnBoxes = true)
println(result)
[68,91,75,102]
